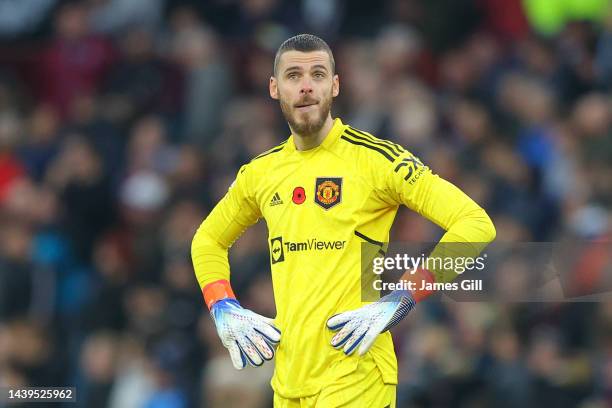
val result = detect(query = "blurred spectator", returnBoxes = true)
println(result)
[17,104,61,182]
[0,221,34,320]
[169,20,231,147]
[107,337,155,408]
[38,3,115,117]
[79,331,118,408]
[46,136,115,262]
[104,26,183,127]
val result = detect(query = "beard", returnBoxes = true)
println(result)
[279,90,332,137]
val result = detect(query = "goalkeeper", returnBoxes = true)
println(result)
[191,34,496,407]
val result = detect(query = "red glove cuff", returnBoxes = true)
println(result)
[400,268,435,303]
[202,279,236,310]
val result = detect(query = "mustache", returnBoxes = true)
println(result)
[294,97,319,107]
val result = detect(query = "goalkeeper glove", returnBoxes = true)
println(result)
[326,289,416,356]
[204,280,281,370]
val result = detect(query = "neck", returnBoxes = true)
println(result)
[292,115,334,151]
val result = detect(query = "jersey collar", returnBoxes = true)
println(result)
[286,117,344,153]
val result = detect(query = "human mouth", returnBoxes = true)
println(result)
[295,101,319,112]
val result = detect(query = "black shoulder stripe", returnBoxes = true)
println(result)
[349,126,405,154]
[348,126,405,156]
[340,134,394,162]
[252,145,285,160]
[349,126,404,155]
[344,129,399,158]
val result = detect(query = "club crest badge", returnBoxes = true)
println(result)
[314,177,342,210]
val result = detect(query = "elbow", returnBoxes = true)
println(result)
[482,211,496,244]
[191,225,201,260]
[191,224,212,261]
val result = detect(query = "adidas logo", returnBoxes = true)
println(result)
[269,192,283,206]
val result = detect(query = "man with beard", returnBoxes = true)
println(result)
[191,34,496,407]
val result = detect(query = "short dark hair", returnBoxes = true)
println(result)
[273,34,335,76]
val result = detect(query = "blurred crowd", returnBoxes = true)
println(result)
[0,0,611,407]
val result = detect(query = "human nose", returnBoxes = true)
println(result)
[299,77,314,95]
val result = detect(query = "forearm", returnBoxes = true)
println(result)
[398,205,496,299]
[191,225,231,290]
[412,174,496,284]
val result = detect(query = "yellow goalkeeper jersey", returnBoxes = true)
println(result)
[192,118,495,398]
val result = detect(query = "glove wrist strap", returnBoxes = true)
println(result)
[400,268,435,303]
[202,279,236,310]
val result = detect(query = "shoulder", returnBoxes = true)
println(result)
[335,124,428,186]
[240,138,289,176]
[251,139,289,161]
[336,124,406,165]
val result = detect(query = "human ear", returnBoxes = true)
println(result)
[270,77,279,100]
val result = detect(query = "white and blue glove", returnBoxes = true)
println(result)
[211,299,281,369]
[326,290,416,356]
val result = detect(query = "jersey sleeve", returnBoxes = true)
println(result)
[377,149,496,281]
[191,164,261,289]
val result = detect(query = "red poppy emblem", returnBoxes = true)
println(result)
[292,187,306,204]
